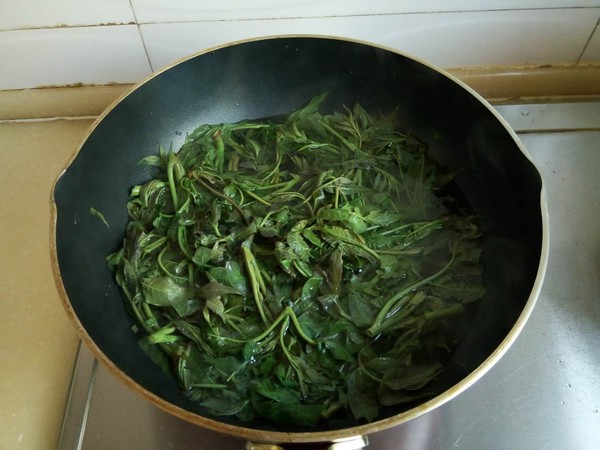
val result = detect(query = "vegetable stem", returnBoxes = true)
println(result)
[244,189,271,206]
[212,129,225,174]
[149,326,184,344]
[167,153,183,211]
[423,303,465,321]
[286,306,316,345]
[248,307,290,343]
[157,246,187,281]
[367,245,457,337]
[194,175,249,224]
[241,240,269,325]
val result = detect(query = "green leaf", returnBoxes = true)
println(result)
[347,369,379,422]
[363,210,403,226]
[255,380,301,403]
[316,294,343,319]
[106,249,122,270]
[324,339,355,362]
[344,212,368,234]
[286,231,311,259]
[299,276,323,303]
[381,364,443,391]
[302,228,323,247]
[141,276,188,306]
[207,262,248,296]
[363,356,399,374]
[192,246,212,267]
[317,206,350,222]
[287,91,328,123]
[315,224,366,246]
[205,355,247,379]
[178,346,215,389]
[198,282,244,300]
[89,207,110,228]
[242,341,262,361]
[138,337,171,375]
[378,387,433,407]
[172,319,214,356]
[205,297,225,318]
[138,154,166,167]
[200,396,249,416]
[251,389,326,427]
[328,248,343,294]
[346,291,377,328]
[141,276,200,317]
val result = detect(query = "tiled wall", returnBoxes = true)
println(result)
[1,0,600,90]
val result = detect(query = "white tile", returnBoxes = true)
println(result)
[580,18,600,61]
[0,26,151,90]
[141,9,599,71]
[0,0,135,31]
[131,0,600,23]
[389,9,600,67]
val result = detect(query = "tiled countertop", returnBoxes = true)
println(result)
[0,119,90,448]
[0,85,129,449]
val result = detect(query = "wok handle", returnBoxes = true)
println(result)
[246,435,368,450]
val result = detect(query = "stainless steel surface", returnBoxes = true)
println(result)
[58,102,600,450]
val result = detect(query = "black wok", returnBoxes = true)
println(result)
[51,36,547,447]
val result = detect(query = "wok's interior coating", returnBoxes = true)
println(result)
[53,36,543,437]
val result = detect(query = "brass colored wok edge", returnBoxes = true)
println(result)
[246,435,369,449]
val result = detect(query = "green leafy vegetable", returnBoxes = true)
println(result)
[107,93,485,427]
[89,207,109,228]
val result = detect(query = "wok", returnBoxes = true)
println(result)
[51,36,547,448]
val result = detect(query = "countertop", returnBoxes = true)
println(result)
[0,121,90,449]
[0,78,598,450]
[0,86,127,450]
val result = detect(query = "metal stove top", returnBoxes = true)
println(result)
[58,101,600,450]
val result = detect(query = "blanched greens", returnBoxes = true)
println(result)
[107,93,484,426]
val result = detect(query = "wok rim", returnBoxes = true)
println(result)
[50,33,550,444]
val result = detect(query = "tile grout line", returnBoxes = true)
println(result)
[1,6,599,31]
[576,15,600,64]
[0,22,134,32]
[100,7,600,26]
[0,116,97,124]
[128,0,155,73]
